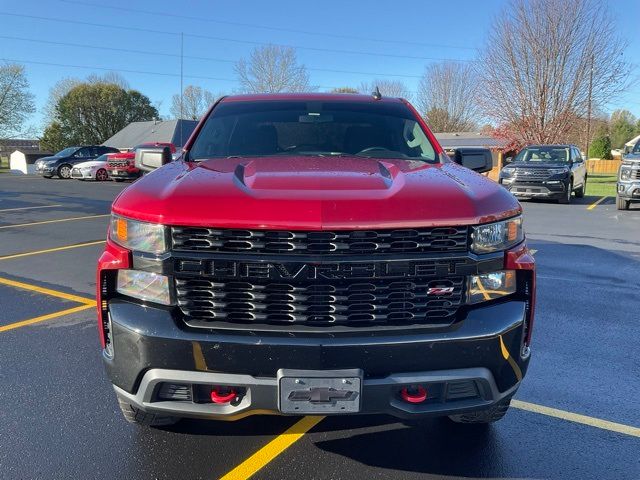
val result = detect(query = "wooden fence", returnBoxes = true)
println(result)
[586,159,620,175]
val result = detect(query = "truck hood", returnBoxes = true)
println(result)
[112,156,521,229]
[108,152,135,161]
[505,162,570,169]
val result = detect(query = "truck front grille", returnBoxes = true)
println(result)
[172,257,470,330]
[171,226,469,255]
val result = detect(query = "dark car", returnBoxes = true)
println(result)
[499,144,587,203]
[616,139,640,210]
[98,93,535,428]
[35,145,120,179]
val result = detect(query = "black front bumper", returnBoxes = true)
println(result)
[501,179,568,199]
[105,299,529,420]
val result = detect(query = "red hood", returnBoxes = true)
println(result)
[112,156,521,229]
[107,152,135,161]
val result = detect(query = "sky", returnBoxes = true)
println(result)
[1,0,639,132]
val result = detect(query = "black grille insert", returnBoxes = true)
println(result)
[172,226,469,255]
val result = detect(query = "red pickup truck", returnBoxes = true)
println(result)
[105,142,176,181]
[97,93,535,427]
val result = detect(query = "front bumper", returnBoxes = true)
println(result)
[71,168,94,179]
[617,181,640,201]
[107,169,138,180]
[104,299,529,420]
[36,166,55,176]
[501,179,567,199]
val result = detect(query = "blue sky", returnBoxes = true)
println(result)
[1,0,639,130]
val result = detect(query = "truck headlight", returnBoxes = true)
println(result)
[116,269,172,305]
[110,215,167,254]
[548,167,569,175]
[467,270,516,304]
[620,168,631,180]
[471,216,523,254]
[500,167,515,177]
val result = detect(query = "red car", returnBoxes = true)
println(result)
[97,93,535,427]
[106,142,177,181]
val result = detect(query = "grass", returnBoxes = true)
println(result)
[585,174,617,198]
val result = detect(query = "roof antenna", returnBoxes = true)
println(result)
[372,85,382,100]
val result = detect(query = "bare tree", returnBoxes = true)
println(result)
[358,80,411,99]
[170,85,217,120]
[235,45,311,93]
[480,0,630,146]
[417,62,479,132]
[0,63,35,138]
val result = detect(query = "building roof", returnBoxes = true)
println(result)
[102,119,198,150]
[434,132,509,150]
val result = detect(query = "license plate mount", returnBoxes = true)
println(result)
[278,369,363,414]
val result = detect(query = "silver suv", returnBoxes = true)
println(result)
[617,140,640,210]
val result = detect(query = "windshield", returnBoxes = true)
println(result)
[55,147,79,157]
[632,141,640,154]
[514,146,570,163]
[188,100,437,162]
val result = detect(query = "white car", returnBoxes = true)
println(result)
[70,154,111,181]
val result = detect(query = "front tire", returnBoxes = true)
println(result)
[116,395,179,428]
[57,164,72,179]
[558,180,572,204]
[448,398,511,424]
[575,176,586,198]
[616,196,630,210]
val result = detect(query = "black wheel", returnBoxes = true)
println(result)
[558,180,572,204]
[448,398,511,424]
[96,168,109,181]
[575,175,586,198]
[116,395,179,427]
[616,196,630,210]
[57,164,72,179]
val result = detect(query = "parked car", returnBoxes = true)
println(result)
[35,146,120,179]
[499,144,587,203]
[106,142,177,182]
[70,154,112,181]
[616,139,640,210]
[98,93,535,428]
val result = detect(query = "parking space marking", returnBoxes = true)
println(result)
[0,240,106,261]
[0,276,95,305]
[219,416,325,480]
[512,400,640,438]
[587,196,608,210]
[0,304,94,333]
[0,204,62,213]
[0,214,110,230]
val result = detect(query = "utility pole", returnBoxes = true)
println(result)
[180,32,184,146]
[585,53,594,158]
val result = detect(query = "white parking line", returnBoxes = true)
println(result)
[0,204,62,213]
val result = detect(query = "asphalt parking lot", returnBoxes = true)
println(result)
[0,175,638,480]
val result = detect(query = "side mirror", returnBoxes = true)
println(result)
[504,156,513,164]
[453,148,493,174]
[135,147,172,172]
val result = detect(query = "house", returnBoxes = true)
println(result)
[102,119,198,151]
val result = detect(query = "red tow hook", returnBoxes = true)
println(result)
[210,387,237,404]
[400,385,428,404]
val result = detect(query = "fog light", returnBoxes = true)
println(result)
[116,269,172,305]
[467,270,516,304]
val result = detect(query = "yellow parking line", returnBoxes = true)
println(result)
[0,240,105,261]
[0,304,94,333]
[0,204,62,213]
[220,416,325,480]
[512,400,640,438]
[587,196,607,210]
[0,276,95,305]
[0,214,110,229]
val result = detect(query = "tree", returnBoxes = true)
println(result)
[609,109,636,149]
[588,125,613,159]
[0,63,35,138]
[170,85,217,120]
[331,87,359,94]
[235,45,311,93]
[417,62,479,132]
[41,83,158,150]
[358,80,411,99]
[479,0,630,147]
